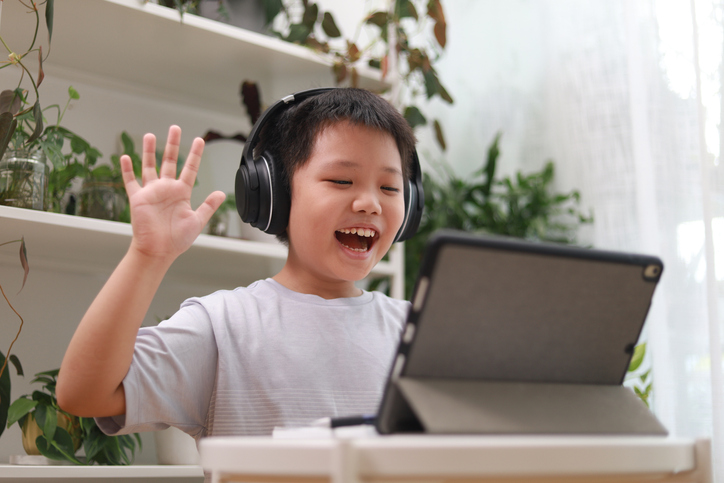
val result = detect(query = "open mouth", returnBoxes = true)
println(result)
[335,227,377,253]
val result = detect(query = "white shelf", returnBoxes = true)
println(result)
[0,464,203,480]
[0,206,399,289]
[0,0,388,117]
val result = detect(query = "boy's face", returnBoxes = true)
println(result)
[283,121,405,295]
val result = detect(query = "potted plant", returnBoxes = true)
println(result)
[76,132,141,222]
[207,193,236,236]
[0,1,53,210]
[0,2,102,213]
[403,133,594,298]
[6,369,142,465]
[1,86,102,214]
[0,237,29,438]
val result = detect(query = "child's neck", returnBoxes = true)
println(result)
[272,268,363,299]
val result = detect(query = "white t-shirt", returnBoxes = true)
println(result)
[96,279,409,440]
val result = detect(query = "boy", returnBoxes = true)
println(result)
[57,88,417,440]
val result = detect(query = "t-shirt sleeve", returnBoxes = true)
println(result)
[95,301,218,439]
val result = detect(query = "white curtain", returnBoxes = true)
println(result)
[417,0,724,478]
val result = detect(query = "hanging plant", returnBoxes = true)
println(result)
[0,237,29,437]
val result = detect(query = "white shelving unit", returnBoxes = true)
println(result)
[0,464,204,482]
[1,0,388,116]
[0,205,402,292]
[0,1,402,479]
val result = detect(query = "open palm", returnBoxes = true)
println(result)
[121,126,226,262]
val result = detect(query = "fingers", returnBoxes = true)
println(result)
[141,133,158,186]
[120,154,140,198]
[179,136,205,188]
[195,191,227,226]
[137,126,205,189]
[160,125,182,179]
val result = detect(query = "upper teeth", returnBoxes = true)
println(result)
[337,228,376,237]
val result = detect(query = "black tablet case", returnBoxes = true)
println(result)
[376,230,668,435]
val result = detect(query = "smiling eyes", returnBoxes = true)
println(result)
[328,180,401,193]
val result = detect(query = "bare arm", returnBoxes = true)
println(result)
[57,126,225,417]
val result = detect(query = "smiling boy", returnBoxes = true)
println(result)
[57,88,418,440]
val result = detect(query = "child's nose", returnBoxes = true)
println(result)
[352,189,382,215]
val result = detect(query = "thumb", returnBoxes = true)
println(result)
[195,191,227,226]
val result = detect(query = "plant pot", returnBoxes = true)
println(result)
[0,149,49,211]
[154,426,200,465]
[198,0,267,33]
[207,210,230,237]
[77,180,126,221]
[21,411,82,456]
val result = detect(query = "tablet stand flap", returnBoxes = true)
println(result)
[396,378,668,435]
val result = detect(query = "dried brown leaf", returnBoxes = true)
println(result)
[19,237,29,294]
[240,81,261,124]
[333,62,347,85]
[0,90,21,115]
[37,46,45,87]
[434,119,446,151]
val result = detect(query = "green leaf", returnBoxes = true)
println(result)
[17,237,29,294]
[285,24,311,43]
[35,369,59,378]
[365,11,388,29]
[423,70,438,99]
[395,0,418,20]
[51,427,81,461]
[261,0,283,25]
[0,352,10,437]
[301,3,318,29]
[82,425,104,461]
[37,429,84,464]
[481,133,501,197]
[322,12,341,38]
[403,106,426,129]
[31,376,55,386]
[34,404,58,441]
[9,354,23,377]
[31,390,53,406]
[67,86,79,100]
[0,112,17,161]
[628,343,646,373]
[45,0,55,45]
[44,410,60,451]
[121,131,135,154]
[26,101,44,145]
[70,135,89,154]
[7,398,38,428]
[36,435,65,460]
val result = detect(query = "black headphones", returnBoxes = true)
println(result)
[235,87,424,243]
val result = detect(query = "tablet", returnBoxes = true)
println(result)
[376,230,667,435]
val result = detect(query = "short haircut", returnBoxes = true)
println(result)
[255,88,417,244]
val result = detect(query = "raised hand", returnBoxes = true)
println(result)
[120,125,226,262]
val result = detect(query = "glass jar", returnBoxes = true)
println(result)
[77,180,126,221]
[0,149,49,211]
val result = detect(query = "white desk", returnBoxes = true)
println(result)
[200,435,712,483]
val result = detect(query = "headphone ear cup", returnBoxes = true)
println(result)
[235,152,289,235]
[395,151,424,243]
[260,151,290,235]
[235,163,260,225]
